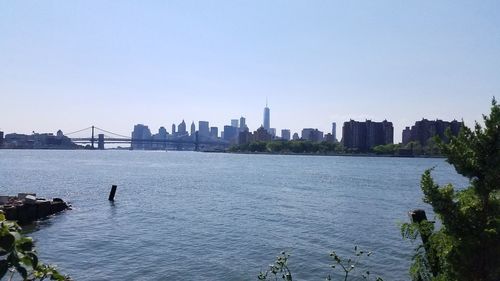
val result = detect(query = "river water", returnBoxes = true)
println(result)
[0,150,467,280]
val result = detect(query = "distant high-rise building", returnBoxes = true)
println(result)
[253,127,272,142]
[178,120,187,135]
[402,119,462,145]
[238,126,273,145]
[263,102,270,131]
[152,127,168,150]
[238,130,253,145]
[231,119,239,128]
[190,121,196,136]
[281,129,291,141]
[199,121,210,137]
[269,128,276,138]
[342,120,393,151]
[210,127,218,138]
[131,124,152,150]
[223,125,238,142]
[292,133,300,140]
[402,126,411,145]
[325,133,336,143]
[332,122,337,142]
[239,117,247,131]
[159,127,167,136]
[172,123,176,135]
[0,131,4,147]
[301,128,324,142]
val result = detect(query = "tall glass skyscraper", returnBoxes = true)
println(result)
[263,103,270,130]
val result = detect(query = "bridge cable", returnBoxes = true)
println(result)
[65,127,93,136]
[94,127,130,139]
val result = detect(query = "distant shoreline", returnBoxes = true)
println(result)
[0,148,446,159]
[212,150,446,159]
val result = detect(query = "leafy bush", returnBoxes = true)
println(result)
[0,211,70,281]
[402,99,500,281]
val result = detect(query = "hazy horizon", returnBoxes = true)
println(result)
[1,1,499,142]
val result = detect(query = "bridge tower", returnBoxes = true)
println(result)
[91,126,95,149]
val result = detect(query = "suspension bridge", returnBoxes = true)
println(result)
[65,126,229,151]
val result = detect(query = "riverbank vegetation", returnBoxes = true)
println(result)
[229,140,344,154]
[229,139,444,157]
[259,248,383,281]
[0,212,70,280]
[401,98,499,281]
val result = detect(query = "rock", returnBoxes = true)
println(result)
[24,195,37,205]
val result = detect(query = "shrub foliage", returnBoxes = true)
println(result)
[402,99,500,281]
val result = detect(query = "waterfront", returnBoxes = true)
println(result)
[0,150,467,280]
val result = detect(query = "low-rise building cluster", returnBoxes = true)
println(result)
[0,130,79,149]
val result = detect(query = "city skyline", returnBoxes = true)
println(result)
[0,101,483,143]
[1,1,499,142]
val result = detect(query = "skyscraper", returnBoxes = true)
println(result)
[171,123,176,135]
[342,120,393,151]
[331,122,337,142]
[152,127,168,150]
[281,129,291,141]
[210,127,218,138]
[158,127,167,136]
[301,128,324,142]
[223,125,238,142]
[199,121,210,137]
[190,121,196,136]
[239,117,247,131]
[268,128,276,138]
[263,102,270,131]
[178,120,187,135]
[402,119,462,145]
[131,124,152,150]
[231,119,239,128]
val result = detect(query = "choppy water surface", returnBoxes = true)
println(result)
[0,150,467,280]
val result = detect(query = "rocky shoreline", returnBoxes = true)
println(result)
[0,193,70,224]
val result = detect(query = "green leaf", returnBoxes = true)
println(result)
[20,255,33,267]
[28,252,38,268]
[0,232,15,252]
[16,237,34,252]
[15,264,28,279]
[0,260,8,279]
[50,270,66,281]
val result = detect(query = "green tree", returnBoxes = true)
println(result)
[423,138,441,156]
[402,99,500,281]
[0,211,70,280]
[404,141,423,156]
[249,141,268,152]
[372,144,400,155]
[267,141,285,153]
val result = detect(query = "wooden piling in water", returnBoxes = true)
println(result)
[409,209,429,243]
[108,185,117,201]
[409,209,438,278]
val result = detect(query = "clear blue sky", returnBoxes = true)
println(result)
[1,1,499,142]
